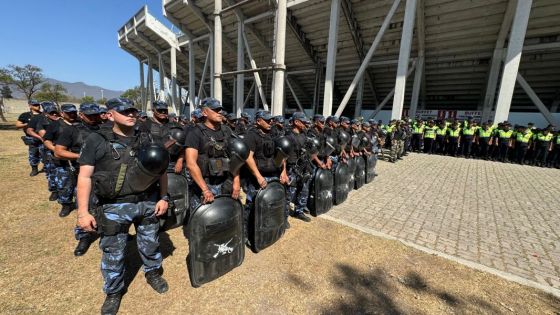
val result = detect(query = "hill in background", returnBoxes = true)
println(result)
[6,78,124,100]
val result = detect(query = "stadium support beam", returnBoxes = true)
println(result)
[170,47,178,113]
[493,0,532,123]
[140,60,146,111]
[188,42,196,113]
[271,0,287,116]
[323,0,341,117]
[147,58,155,103]
[391,0,418,120]
[242,32,268,110]
[516,74,559,126]
[481,0,517,122]
[409,0,424,119]
[236,16,245,117]
[354,77,364,118]
[335,0,401,117]
[286,75,305,113]
[197,47,211,106]
[213,0,223,102]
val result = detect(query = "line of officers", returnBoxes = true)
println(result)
[16,97,380,315]
[376,118,560,167]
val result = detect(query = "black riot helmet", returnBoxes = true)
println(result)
[351,134,361,151]
[169,127,186,147]
[273,136,292,167]
[338,130,350,151]
[305,137,321,156]
[227,138,249,174]
[322,136,336,157]
[137,143,170,176]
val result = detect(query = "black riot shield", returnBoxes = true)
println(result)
[365,154,377,183]
[333,163,350,205]
[346,157,357,191]
[160,172,189,231]
[308,168,334,216]
[250,180,286,253]
[187,196,244,287]
[354,156,366,189]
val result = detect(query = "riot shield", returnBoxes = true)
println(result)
[354,156,366,189]
[160,172,189,231]
[187,196,244,287]
[346,157,357,191]
[250,180,286,253]
[308,168,334,216]
[365,154,377,183]
[333,162,350,205]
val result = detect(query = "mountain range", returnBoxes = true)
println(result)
[6,78,124,100]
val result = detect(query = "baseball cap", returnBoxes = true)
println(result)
[326,116,340,123]
[60,104,77,113]
[191,108,204,119]
[98,106,108,114]
[41,102,57,113]
[79,103,101,115]
[241,112,250,119]
[313,114,325,122]
[152,101,168,111]
[340,116,350,124]
[292,112,310,124]
[28,99,40,106]
[255,110,272,121]
[273,115,285,124]
[351,119,361,125]
[139,111,148,118]
[106,98,135,112]
[199,97,222,110]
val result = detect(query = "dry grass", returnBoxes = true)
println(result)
[0,129,559,314]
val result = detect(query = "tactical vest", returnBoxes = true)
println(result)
[91,129,161,201]
[287,130,306,165]
[424,126,436,139]
[462,127,476,136]
[448,128,460,138]
[516,131,532,143]
[498,130,513,139]
[412,125,424,134]
[250,127,279,175]
[537,133,553,142]
[479,128,493,138]
[196,123,231,179]
[436,127,447,136]
[70,123,99,153]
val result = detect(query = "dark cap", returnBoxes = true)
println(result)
[191,108,203,119]
[199,97,222,110]
[326,116,340,123]
[255,110,272,121]
[273,115,285,124]
[292,112,310,123]
[79,103,101,115]
[351,119,360,125]
[28,99,40,106]
[340,116,350,124]
[61,104,77,113]
[362,122,371,128]
[226,113,236,121]
[98,106,108,114]
[241,112,250,119]
[139,111,148,118]
[152,101,168,110]
[313,114,325,122]
[41,102,58,113]
[106,97,135,112]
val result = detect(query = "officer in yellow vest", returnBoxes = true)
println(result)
[515,125,533,165]
[476,122,493,160]
[434,121,447,155]
[411,119,425,152]
[461,121,477,158]
[533,128,554,167]
[423,120,437,154]
[496,123,514,162]
[447,122,461,157]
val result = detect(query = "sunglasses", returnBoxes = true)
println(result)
[155,109,168,114]
[117,109,138,117]
[210,107,222,113]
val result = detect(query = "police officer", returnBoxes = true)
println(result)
[446,122,461,157]
[411,119,424,152]
[434,120,447,155]
[76,97,169,314]
[243,110,290,233]
[16,99,43,176]
[271,115,286,138]
[476,122,493,160]
[184,98,241,210]
[514,125,533,165]
[285,112,313,222]
[533,127,554,167]
[234,111,251,136]
[43,104,79,211]
[423,120,437,154]
[309,114,333,169]
[496,123,514,162]
[461,121,476,158]
[55,103,102,256]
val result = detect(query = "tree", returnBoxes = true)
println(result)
[120,87,142,106]
[0,64,44,100]
[96,98,107,105]
[1,85,12,99]
[35,82,68,103]
[81,96,95,103]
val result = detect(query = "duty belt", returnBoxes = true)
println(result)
[99,191,153,205]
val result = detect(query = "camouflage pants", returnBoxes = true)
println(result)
[286,168,311,215]
[54,166,76,205]
[27,143,42,167]
[99,201,161,294]
[44,151,57,192]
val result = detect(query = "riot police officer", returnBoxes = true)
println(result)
[55,103,102,256]
[271,115,286,137]
[16,99,43,176]
[285,112,313,222]
[76,97,169,315]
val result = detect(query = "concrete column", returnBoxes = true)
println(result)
[158,53,165,98]
[391,0,417,120]
[516,74,558,126]
[322,0,341,116]
[147,58,155,103]
[209,37,215,98]
[170,48,177,109]
[494,0,532,123]
[236,17,245,117]
[410,55,424,119]
[213,0,223,102]
[188,42,196,113]
[243,33,268,110]
[354,77,364,118]
[271,0,287,116]
[139,60,146,111]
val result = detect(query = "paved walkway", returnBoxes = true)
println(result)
[327,153,560,291]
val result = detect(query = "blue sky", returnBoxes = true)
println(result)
[0,0,177,91]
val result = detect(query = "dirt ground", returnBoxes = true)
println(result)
[0,129,559,315]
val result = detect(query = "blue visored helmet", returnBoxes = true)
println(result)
[199,97,222,110]
[106,97,135,112]
[152,100,168,111]
[255,110,272,121]
[273,115,285,124]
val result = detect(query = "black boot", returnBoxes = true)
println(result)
[30,166,39,177]
[74,236,93,256]
[101,292,122,315]
[58,204,73,217]
[49,191,58,201]
[145,269,168,294]
[294,212,311,222]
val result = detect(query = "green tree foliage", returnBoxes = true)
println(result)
[96,98,107,105]
[35,83,68,103]
[81,96,95,103]
[0,64,44,100]
[120,87,142,106]
[1,85,12,99]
